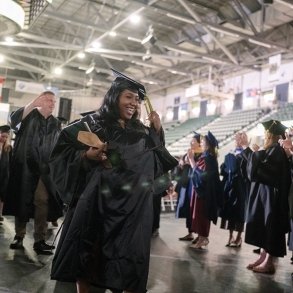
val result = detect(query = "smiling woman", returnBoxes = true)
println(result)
[49,73,176,293]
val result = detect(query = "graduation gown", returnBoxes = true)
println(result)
[49,114,166,293]
[4,108,63,221]
[190,151,222,225]
[244,144,291,257]
[0,144,12,201]
[220,150,250,225]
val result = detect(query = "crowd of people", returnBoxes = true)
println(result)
[0,72,293,292]
[175,119,293,275]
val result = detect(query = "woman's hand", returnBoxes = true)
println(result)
[279,132,293,156]
[187,148,195,168]
[148,111,162,133]
[85,146,108,162]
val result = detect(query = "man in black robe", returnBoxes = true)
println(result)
[4,91,63,254]
[0,125,12,223]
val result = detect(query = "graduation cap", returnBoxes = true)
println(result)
[0,125,10,133]
[192,131,201,143]
[56,116,68,124]
[262,119,287,137]
[79,110,97,117]
[111,68,146,100]
[205,131,218,148]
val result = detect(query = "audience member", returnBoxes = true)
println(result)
[244,120,290,274]
[176,133,202,241]
[0,125,12,223]
[188,131,222,249]
[220,131,250,247]
[4,91,63,254]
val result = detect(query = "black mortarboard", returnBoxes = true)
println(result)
[56,116,68,123]
[79,110,97,117]
[262,119,287,137]
[111,68,146,100]
[0,125,10,133]
[205,131,218,148]
[192,131,201,143]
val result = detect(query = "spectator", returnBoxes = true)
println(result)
[244,120,290,274]
[0,125,12,223]
[4,91,63,254]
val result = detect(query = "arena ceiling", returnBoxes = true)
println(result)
[1,0,293,97]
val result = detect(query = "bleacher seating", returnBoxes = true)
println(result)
[264,103,293,121]
[164,115,218,146]
[167,108,263,157]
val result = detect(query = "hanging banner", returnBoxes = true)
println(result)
[0,77,5,102]
[15,80,59,95]
[268,54,281,82]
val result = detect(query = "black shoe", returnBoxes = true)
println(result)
[10,236,24,249]
[33,240,55,253]
[253,248,261,254]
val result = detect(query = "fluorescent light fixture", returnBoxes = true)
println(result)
[208,26,240,38]
[0,54,4,63]
[248,38,272,48]
[54,67,62,75]
[100,54,124,61]
[166,13,195,25]
[141,79,159,85]
[127,37,142,43]
[91,41,102,49]
[167,69,188,76]
[109,31,117,37]
[5,36,14,43]
[77,52,85,59]
[129,14,141,24]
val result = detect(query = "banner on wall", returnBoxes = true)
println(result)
[0,77,5,102]
[268,54,281,82]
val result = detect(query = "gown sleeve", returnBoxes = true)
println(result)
[49,120,98,205]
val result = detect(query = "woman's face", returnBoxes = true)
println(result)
[201,137,208,151]
[190,138,200,150]
[0,132,8,144]
[118,89,139,121]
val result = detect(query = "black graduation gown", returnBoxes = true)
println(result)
[49,115,165,293]
[0,144,12,201]
[4,108,63,221]
[220,151,250,225]
[244,144,291,257]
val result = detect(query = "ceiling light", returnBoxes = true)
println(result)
[109,31,117,37]
[0,54,4,62]
[248,38,272,48]
[77,52,85,59]
[100,54,124,61]
[166,13,195,25]
[141,79,159,85]
[127,36,142,43]
[208,26,240,38]
[54,67,62,75]
[167,69,188,76]
[129,14,141,24]
[91,41,102,49]
[5,36,14,43]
